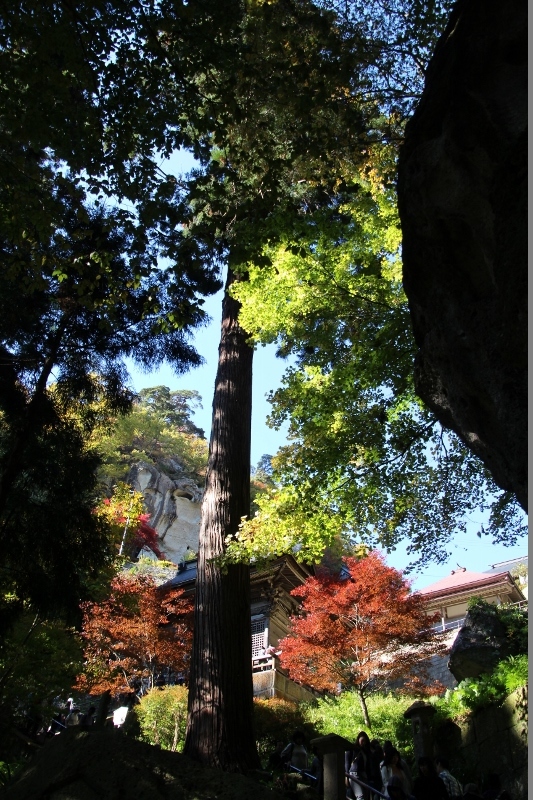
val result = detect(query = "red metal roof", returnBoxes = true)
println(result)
[418,568,510,597]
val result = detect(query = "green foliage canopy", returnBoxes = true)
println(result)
[135,685,190,753]
[0,612,83,748]
[225,153,527,569]
[0,1,227,623]
[95,388,208,486]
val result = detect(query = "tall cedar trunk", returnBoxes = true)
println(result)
[183,269,260,772]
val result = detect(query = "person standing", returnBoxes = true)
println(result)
[65,707,81,727]
[80,706,96,727]
[412,756,448,800]
[280,730,308,772]
[436,757,463,799]
[348,731,383,800]
[381,748,411,799]
[268,741,286,770]
[383,741,413,789]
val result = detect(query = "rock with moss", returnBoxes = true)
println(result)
[449,600,527,681]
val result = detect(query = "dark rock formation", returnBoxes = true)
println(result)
[2,728,286,800]
[448,603,516,681]
[397,0,527,510]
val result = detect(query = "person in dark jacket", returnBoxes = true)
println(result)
[348,731,382,800]
[412,756,448,800]
[382,741,413,788]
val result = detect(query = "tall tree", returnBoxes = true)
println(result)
[176,0,377,770]
[279,551,445,727]
[184,270,257,770]
[137,387,205,437]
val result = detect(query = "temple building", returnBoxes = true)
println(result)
[164,554,318,702]
[419,556,527,632]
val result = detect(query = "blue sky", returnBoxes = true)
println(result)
[127,149,528,591]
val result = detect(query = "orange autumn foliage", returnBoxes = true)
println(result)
[279,551,446,698]
[75,574,193,697]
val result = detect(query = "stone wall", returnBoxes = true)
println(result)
[252,669,317,703]
[388,629,459,693]
[422,629,459,690]
[433,686,528,799]
[423,651,457,692]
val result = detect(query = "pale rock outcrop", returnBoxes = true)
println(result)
[128,462,203,565]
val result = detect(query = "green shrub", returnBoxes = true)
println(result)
[134,688,318,761]
[466,597,528,654]
[0,760,26,788]
[494,654,528,694]
[432,654,528,720]
[253,697,317,762]
[303,692,414,762]
[135,685,188,751]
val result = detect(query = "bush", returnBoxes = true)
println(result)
[466,597,528,654]
[253,697,317,763]
[495,654,528,694]
[432,654,528,719]
[303,692,414,762]
[134,688,319,761]
[0,760,26,789]
[135,686,188,751]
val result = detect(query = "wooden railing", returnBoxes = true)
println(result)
[252,654,275,672]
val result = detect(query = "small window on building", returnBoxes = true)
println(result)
[251,616,268,658]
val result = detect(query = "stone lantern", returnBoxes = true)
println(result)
[404,700,436,762]
[311,733,352,800]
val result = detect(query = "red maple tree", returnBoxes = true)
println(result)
[279,551,445,727]
[75,574,193,697]
[132,514,165,560]
[100,488,165,560]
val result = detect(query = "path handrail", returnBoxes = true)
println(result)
[288,764,319,784]
[345,771,387,799]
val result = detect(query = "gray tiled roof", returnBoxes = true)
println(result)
[483,555,528,575]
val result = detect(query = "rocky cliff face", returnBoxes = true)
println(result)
[128,462,202,564]
[397,0,527,510]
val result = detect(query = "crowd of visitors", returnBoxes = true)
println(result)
[46,699,96,735]
[273,730,514,800]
